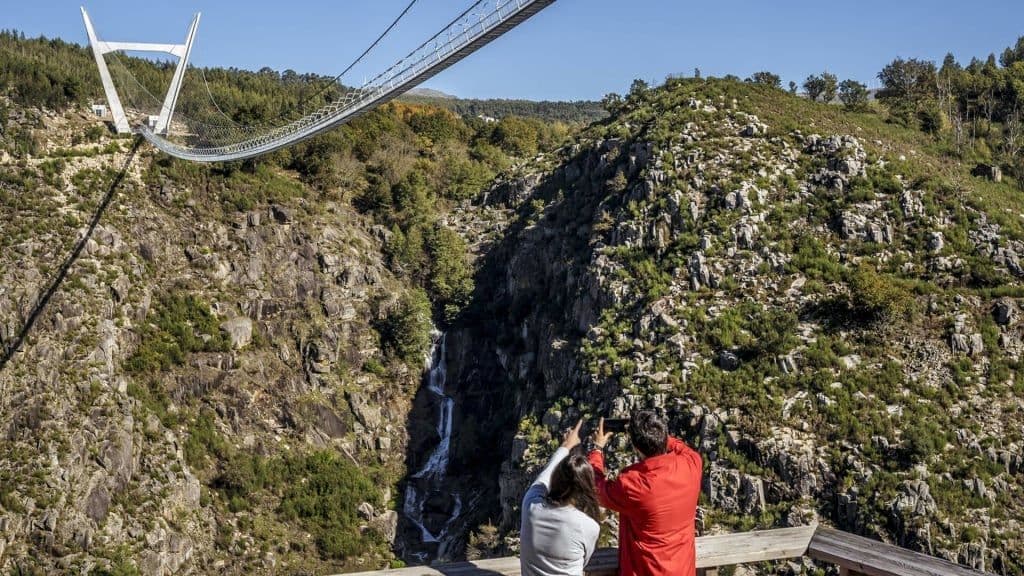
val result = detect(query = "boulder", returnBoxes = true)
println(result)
[357,502,375,520]
[373,510,399,544]
[220,317,253,350]
[84,485,110,524]
[972,163,1002,183]
[718,350,740,371]
[890,479,937,550]
[993,299,1017,326]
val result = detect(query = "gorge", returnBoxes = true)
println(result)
[1,28,1024,576]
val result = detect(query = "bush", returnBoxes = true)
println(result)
[125,293,231,373]
[379,288,433,365]
[847,264,914,322]
[184,410,229,469]
[903,420,946,462]
[276,451,381,559]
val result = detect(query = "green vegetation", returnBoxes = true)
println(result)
[847,263,915,322]
[210,445,382,560]
[803,71,838,102]
[124,292,231,373]
[378,288,433,366]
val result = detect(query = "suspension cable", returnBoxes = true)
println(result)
[289,0,421,116]
[199,66,242,126]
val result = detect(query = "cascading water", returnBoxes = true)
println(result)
[403,333,462,550]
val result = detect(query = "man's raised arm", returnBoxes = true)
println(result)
[588,418,634,513]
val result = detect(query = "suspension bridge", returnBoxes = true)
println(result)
[81,0,556,163]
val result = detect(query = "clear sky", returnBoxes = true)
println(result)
[6,1,1024,101]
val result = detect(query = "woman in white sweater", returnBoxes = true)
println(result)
[520,420,602,576]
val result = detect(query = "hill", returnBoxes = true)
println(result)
[439,77,1024,572]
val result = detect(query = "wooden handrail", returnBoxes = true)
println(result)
[339,525,990,576]
[807,527,987,576]
[583,525,817,576]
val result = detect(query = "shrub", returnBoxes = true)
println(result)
[125,293,231,373]
[275,451,381,559]
[379,288,432,365]
[184,410,229,469]
[847,264,914,322]
[902,420,946,462]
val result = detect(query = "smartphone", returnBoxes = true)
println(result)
[602,418,629,433]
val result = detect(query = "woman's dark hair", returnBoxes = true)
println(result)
[629,410,668,458]
[548,451,602,523]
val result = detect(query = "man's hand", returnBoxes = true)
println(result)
[561,419,583,450]
[592,417,614,449]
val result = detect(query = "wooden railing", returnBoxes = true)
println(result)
[341,525,990,576]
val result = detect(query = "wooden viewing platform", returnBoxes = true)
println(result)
[342,525,990,576]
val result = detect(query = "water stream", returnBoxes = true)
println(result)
[403,333,462,549]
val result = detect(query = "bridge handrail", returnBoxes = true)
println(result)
[336,525,990,576]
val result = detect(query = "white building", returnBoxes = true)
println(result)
[90,104,108,117]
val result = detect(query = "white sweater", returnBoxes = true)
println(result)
[519,447,601,576]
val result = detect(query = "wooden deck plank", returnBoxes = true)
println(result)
[807,526,989,576]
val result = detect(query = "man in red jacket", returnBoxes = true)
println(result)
[589,410,703,576]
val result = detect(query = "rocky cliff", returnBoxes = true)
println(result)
[0,104,421,574]
[442,78,1023,573]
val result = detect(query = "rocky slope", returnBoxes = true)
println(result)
[0,104,422,574]
[441,78,1023,573]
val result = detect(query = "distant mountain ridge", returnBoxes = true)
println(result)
[399,94,607,124]
[408,87,457,99]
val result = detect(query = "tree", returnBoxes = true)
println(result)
[877,57,938,126]
[1001,36,1024,67]
[789,81,798,94]
[380,289,432,365]
[492,116,540,157]
[938,53,965,149]
[821,72,839,103]
[839,79,870,111]
[426,225,474,321]
[749,71,782,88]
[804,75,826,101]
[601,92,623,115]
[628,78,650,103]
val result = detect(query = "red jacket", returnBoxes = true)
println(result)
[588,437,703,576]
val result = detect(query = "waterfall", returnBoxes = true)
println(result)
[403,333,461,546]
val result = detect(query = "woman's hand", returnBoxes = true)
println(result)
[561,419,583,450]
[592,417,614,449]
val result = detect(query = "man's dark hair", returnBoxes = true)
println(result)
[628,410,668,458]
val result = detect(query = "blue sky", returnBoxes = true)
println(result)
[7,1,1024,101]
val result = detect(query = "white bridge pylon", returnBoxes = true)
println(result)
[81,6,200,135]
